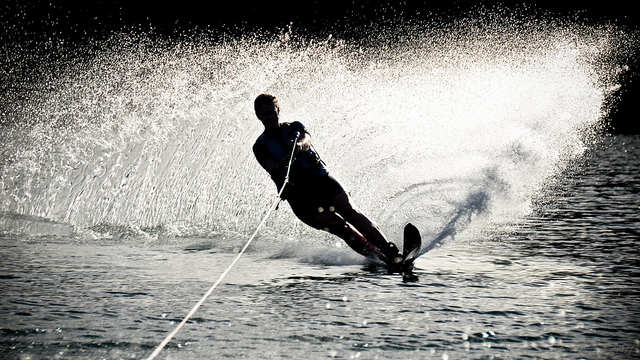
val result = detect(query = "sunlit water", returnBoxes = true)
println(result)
[1,8,639,360]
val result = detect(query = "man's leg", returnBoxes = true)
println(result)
[331,191,402,264]
[314,209,387,260]
[289,198,385,260]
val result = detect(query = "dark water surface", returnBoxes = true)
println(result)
[1,135,638,359]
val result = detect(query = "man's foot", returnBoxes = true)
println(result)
[383,242,403,269]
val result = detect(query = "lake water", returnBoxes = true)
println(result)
[1,135,638,359]
[1,8,639,359]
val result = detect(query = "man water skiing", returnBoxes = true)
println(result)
[252,93,403,267]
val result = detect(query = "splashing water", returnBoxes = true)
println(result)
[0,12,633,253]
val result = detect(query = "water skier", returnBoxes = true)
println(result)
[252,93,403,267]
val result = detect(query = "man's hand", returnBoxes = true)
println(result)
[295,133,312,152]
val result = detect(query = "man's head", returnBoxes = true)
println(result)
[254,93,280,129]
[254,93,279,114]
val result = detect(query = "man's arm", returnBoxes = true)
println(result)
[253,142,293,180]
[253,142,279,177]
[260,158,279,176]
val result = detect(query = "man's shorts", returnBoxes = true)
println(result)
[286,174,345,229]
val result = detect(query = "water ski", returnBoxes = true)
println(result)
[402,223,422,267]
[401,223,422,282]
